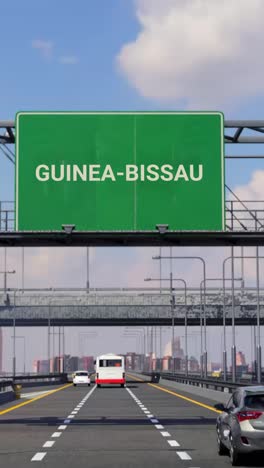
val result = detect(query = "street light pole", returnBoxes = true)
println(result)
[86,247,90,292]
[223,255,264,383]
[231,246,236,383]
[256,246,261,383]
[145,276,187,376]
[153,255,206,377]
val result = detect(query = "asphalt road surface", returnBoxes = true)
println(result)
[0,377,263,467]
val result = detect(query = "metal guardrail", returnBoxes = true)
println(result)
[0,373,68,390]
[0,380,13,391]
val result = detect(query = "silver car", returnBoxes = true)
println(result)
[215,386,264,466]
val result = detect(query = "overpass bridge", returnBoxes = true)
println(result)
[0,288,264,326]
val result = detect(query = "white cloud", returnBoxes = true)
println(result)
[32,39,54,59]
[117,0,264,108]
[58,55,79,65]
[233,170,264,202]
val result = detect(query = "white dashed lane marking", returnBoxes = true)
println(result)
[31,452,46,461]
[126,386,192,462]
[177,452,192,460]
[30,385,97,462]
[168,440,180,447]
[43,441,55,448]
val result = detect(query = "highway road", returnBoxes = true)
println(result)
[0,378,263,467]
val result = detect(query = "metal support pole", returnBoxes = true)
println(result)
[62,326,65,373]
[231,246,236,382]
[23,337,26,374]
[202,261,207,378]
[222,263,227,381]
[48,302,51,373]
[159,247,162,294]
[200,287,204,378]
[159,326,162,372]
[241,246,244,293]
[4,248,7,292]
[184,285,188,376]
[12,291,16,377]
[170,273,175,375]
[58,327,61,372]
[86,247,90,292]
[256,246,262,383]
[22,247,24,292]
[253,325,257,378]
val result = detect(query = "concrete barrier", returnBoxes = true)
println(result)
[0,386,15,405]
[130,372,230,405]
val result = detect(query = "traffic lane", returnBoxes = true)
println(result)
[131,381,264,468]
[0,383,89,467]
[41,384,187,468]
[0,384,66,412]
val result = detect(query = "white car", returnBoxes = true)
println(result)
[73,371,91,386]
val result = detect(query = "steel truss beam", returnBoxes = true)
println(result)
[0,230,263,247]
[2,120,264,146]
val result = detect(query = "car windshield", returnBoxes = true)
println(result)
[245,394,264,410]
[75,372,88,376]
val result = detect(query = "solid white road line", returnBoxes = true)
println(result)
[51,432,62,438]
[160,431,171,437]
[43,441,55,448]
[31,452,46,461]
[168,440,180,447]
[176,452,192,460]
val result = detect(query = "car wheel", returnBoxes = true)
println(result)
[73,383,76,387]
[230,435,240,466]
[88,383,91,386]
[97,384,101,388]
[121,384,124,388]
[216,427,228,455]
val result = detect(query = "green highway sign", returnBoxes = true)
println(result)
[16,112,224,231]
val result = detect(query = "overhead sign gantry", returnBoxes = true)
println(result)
[0,116,264,246]
[16,111,224,232]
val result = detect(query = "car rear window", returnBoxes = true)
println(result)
[99,359,122,367]
[245,394,264,410]
[75,372,88,376]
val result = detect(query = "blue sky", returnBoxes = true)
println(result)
[1,1,264,369]
[1,0,263,200]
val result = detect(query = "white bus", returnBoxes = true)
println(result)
[95,353,125,387]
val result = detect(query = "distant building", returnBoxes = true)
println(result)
[164,337,184,359]
[189,356,199,372]
[80,356,94,372]
[236,351,246,366]
[208,362,222,372]
[65,356,79,372]
[126,352,136,370]
[39,360,49,374]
